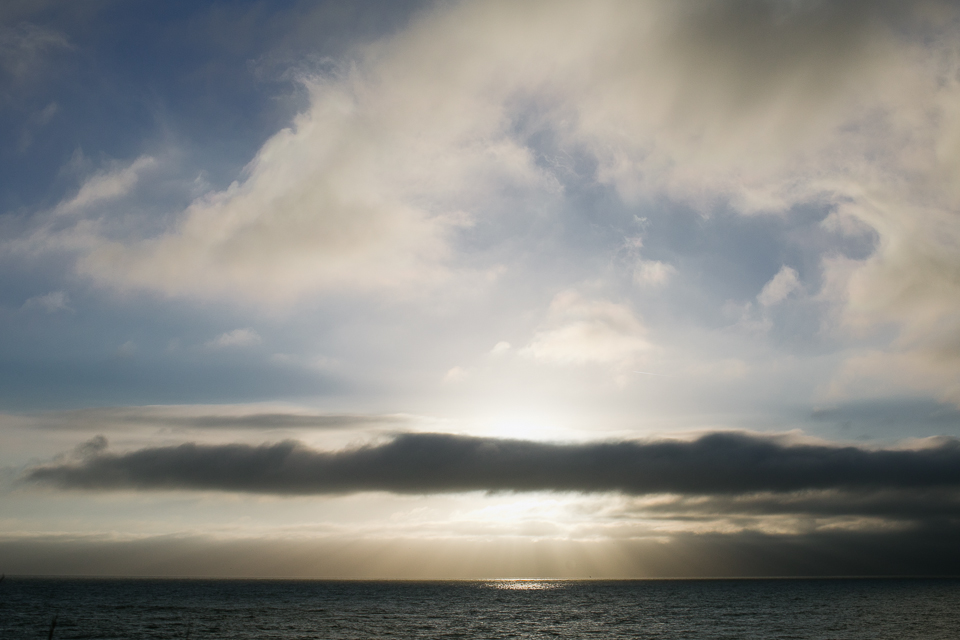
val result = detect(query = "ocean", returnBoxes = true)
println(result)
[1,577,958,639]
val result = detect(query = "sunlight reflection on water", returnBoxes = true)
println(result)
[484,579,567,590]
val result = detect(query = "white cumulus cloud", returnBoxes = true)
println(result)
[634,260,676,287]
[757,266,801,307]
[23,0,960,405]
[521,290,649,366]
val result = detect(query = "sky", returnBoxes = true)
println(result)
[2,0,960,578]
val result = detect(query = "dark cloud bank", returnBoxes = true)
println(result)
[18,432,960,576]
[27,431,960,496]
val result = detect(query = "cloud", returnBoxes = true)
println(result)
[74,32,553,301]
[757,266,800,307]
[490,341,511,355]
[12,0,960,401]
[18,405,410,431]
[633,260,675,287]
[633,488,960,523]
[444,366,468,383]
[54,155,156,215]
[73,433,108,457]
[0,22,70,81]
[825,348,960,407]
[33,100,58,124]
[4,525,960,578]
[115,341,136,358]
[3,524,960,578]
[521,291,649,365]
[824,198,960,403]
[52,1,911,303]
[26,431,960,497]
[21,290,71,312]
[206,328,261,348]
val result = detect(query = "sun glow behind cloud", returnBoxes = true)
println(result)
[4,0,960,578]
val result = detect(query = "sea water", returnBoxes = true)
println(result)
[2,577,958,639]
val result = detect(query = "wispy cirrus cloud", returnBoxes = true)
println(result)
[54,155,156,215]
[21,290,71,312]
[205,328,261,349]
[14,405,411,432]
[0,22,70,81]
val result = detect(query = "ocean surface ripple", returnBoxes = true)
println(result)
[1,577,958,639]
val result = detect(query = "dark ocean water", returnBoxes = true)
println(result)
[1,577,958,639]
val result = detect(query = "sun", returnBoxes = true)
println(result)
[480,415,562,441]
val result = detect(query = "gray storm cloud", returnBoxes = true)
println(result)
[633,489,960,522]
[26,432,960,497]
